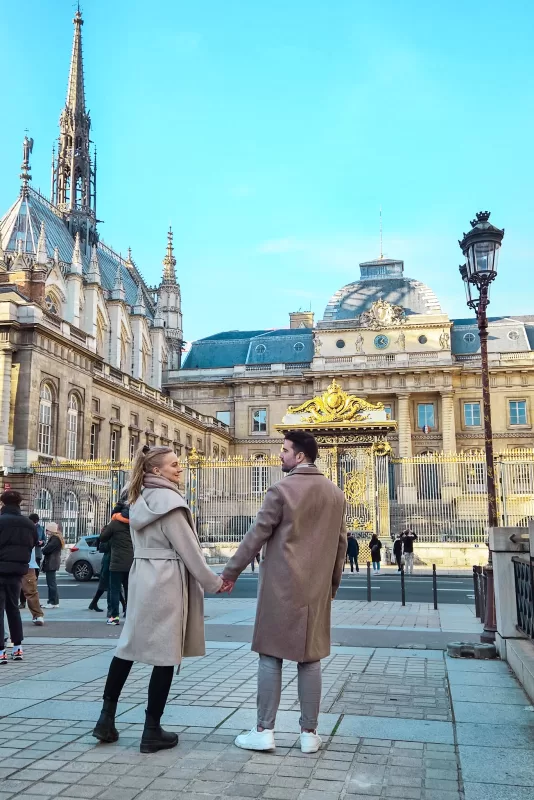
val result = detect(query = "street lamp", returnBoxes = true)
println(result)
[459,211,505,643]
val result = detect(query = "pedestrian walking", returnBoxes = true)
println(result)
[369,533,382,572]
[0,490,38,663]
[250,553,261,572]
[393,532,403,572]
[21,546,45,626]
[402,527,417,574]
[41,523,64,608]
[346,533,359,573]
[220,431,346,754]
[88,537,110,613]
[100,499,133,625]
[93,445,223,754]
[19,513,45,609]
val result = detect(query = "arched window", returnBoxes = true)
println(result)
[34,488,53,522]
[66,394,79,459]
[45,292,61,317]
[63,491,79,543]
[38,384,53,455]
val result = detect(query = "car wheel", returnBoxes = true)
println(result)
[73,561,93,581]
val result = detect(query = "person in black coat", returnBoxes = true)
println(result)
[401,527,417,574]
[0,490,37,662]
[100,500,133,624]
[346,533,360,573]
[393,533,403,571]
[42,523,64,608]
[369,534,383,572]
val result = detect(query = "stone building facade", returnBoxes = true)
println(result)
[167,257,534,457]
[0,10,230,474]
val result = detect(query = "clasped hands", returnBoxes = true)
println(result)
[217,578,235,594]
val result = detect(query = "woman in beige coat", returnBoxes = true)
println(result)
[92,445,222,753]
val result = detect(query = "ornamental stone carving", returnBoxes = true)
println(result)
[359,299,405,329]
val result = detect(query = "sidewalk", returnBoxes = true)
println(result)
[1,631,533,799]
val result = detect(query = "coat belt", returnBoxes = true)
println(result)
[134,547,179,560]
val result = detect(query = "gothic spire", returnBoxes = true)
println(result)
[52,8,96,253]
[70,232,83,275]
[86,244,101,284]
[161,227,177,284]
[66,9,86,119]
[132,282,147,316]
[111,260,126,301]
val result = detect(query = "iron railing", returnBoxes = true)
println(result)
[512,555,534,638]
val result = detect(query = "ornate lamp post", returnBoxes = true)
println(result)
[459,211,505,642]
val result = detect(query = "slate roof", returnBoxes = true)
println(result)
[450,317,530,355]
[0,188,154,315]
[182,328,314,370]
[323,276,442,321]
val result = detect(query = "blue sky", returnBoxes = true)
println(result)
[1,0,533,342]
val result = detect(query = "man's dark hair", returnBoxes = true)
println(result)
[29,513,39,523]
[0,490,23,506]
[284,431,318,463]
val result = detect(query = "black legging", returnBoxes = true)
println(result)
[103,656,174,719]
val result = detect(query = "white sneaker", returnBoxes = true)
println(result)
[234,727,275,751]
[32,617,44,626]
[300,731,322,753]
[44,603,59,609]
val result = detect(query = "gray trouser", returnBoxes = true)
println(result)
[257,654,321,731]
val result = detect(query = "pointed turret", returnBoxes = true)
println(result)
[53,246,60,266]
[86,245,101,285]
[66,9,86,120]
[111,261,126,302]
[161,227,177,285]
[69,232,83,275]
[132,283,146,316]
[36,222,48,265]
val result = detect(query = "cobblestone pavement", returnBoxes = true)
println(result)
[1,635,533,800]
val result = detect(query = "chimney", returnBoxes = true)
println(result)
[289,311,314,329]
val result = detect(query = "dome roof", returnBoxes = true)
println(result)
[322,258,442,322]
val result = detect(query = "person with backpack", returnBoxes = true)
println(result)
[99,499,133,626]
[369,533,383,572]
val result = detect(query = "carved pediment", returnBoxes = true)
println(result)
[359,299,405,329]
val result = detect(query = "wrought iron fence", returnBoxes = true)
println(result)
[512,555,534,638]
[28,449,534,546]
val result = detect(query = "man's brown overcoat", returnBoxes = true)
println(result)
[222,464,346,663]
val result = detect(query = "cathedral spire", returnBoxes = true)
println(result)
[86,244,101,285]
[161,227,177,284]
[52,8,96,253]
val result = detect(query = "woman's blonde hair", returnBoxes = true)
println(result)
[128,445,174,504]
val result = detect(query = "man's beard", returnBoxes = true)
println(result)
[281,464,292,473]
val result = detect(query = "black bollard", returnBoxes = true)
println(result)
[366,561,371,602]
[473,565,481,618]
[432,563,438,610]
[400,565,406,606]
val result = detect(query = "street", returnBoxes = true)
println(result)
[40,571,475,605]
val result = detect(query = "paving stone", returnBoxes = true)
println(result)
[463,785,534,800]
[459,745,534,787]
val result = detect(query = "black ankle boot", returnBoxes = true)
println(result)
[140,711,178,753]
[88,600,103,612]
[92,698,119,743]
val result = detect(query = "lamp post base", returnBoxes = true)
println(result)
[481,564,496,644]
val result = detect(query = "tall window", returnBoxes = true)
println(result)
[110,430,118,462]
[509,400,527,426]
[90,423,99,460]
[417,403,435,430]
[35,488,53,522]
[464,402,481,427]
[252,408,267,433]
[252,455,269,494]
[66,395,78,459]
[38,384,53,455]
[216,411,231,426]
[63,491,79,543]
[129,435,138,461]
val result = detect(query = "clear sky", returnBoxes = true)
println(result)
[1,0,533,342]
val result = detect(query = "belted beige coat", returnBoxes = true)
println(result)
[114,475,222,667]
[222,464,347,663]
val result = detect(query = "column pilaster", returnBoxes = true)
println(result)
[397,392,417,504]
[0,349,15,469]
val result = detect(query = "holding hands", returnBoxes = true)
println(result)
[217,579,235,594]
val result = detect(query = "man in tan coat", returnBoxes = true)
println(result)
[221,431,346,754]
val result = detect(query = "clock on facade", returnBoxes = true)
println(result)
[374,334,389,350]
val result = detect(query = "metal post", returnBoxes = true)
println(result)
[432,563,438,610]
[478,291,497,641]
[473,565,481,618]
[400,565,406,606]
[366,561,371,602]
